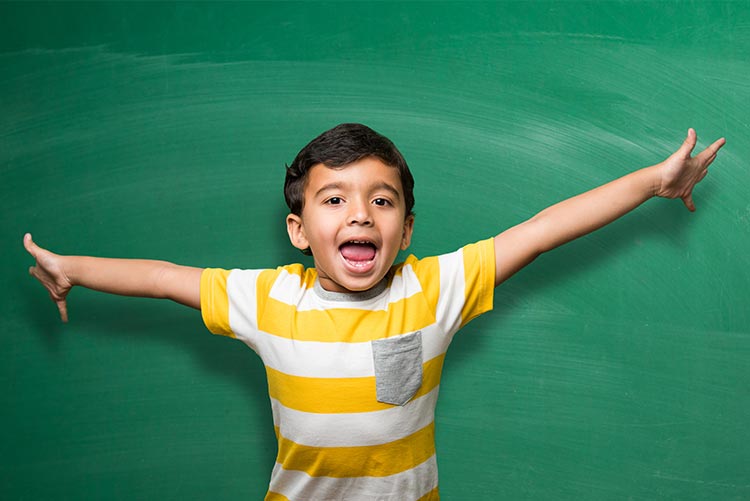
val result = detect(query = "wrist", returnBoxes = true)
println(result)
[60,254,80,287]
[642,163,664,198]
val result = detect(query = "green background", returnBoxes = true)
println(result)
[2,2,748,499]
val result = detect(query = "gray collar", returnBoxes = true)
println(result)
[313,277,388,302]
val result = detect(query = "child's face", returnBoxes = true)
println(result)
[286,157,414,293]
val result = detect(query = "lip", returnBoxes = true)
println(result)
[340,256,376,274]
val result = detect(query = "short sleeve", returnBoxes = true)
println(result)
[458,237,495,327]
[406,237,495,336]
[200,268,234,337]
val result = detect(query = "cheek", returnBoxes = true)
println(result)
[309,226,337,249]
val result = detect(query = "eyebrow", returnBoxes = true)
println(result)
[314,181,402,200]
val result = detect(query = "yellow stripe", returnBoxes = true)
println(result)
[268,354,445,413]
[405,254,441,312]
[281,263,317,289]
[200,268,234,337]
[259,293,436,343]
[460,238,495,327]
[417,487,440,501]
[264,492,290,501]
[276,422,436,478]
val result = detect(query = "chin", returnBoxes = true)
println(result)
[323,273,384,294]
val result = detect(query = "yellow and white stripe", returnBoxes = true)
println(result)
[266,454,440,501]
[200,238,495,500]
[270,387,440,448]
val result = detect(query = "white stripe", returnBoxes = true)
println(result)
[267,267,309,306]
[268,454,438,501]
[271,386,440,447]
[263,337,375,377]
[436,249,465,336]
[395,264,425,302]
[252,324,450,378]
[268,267,423,311]
[225,268,263,347]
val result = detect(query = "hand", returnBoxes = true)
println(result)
[655,128,726,211]
[24,233,73,322]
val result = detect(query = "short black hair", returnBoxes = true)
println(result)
[284,123,415,218]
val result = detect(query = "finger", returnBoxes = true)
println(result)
[56,299,69,323]
[708,136,727,153]
[678,128,698,158]
[696,137,726,165]
[29,265,45,284]
[682,194,696,212]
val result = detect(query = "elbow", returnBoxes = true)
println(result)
[151,261,175,299]
[520,216,552,256]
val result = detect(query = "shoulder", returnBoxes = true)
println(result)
[396,237,495,277]
[392,238,495,300]
[202,262,318,295]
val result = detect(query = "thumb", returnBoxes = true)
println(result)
[677,128,697,158]
[23,233,38,258]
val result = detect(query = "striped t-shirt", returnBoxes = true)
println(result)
[200,238,495,500]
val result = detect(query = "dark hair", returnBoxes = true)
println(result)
[284,123,415,218]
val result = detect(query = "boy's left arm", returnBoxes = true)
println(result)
[493,129,726,287]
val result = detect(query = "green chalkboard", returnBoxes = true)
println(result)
[2,2,748,499]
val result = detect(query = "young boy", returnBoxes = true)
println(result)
[25,123,725,500]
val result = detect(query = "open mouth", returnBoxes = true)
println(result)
[339,240,377,268]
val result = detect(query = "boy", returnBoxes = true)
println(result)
[25,123,725,500]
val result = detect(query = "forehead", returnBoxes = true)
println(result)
[304,157,405,197]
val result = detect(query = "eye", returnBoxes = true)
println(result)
[325,197,343,205]
[373,198,391,207]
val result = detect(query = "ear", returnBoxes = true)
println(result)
[400,215,415,250]
[286,213,309,251]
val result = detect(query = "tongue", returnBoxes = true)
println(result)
[340,243,376,262]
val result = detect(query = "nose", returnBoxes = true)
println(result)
[347,199,373,226]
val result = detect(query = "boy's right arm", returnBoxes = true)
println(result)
[23,233,203,322]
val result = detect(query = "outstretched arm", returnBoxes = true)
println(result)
[494,129,726,287]
[24,233,203,322]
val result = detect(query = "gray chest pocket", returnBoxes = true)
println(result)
[371,331,423,406]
